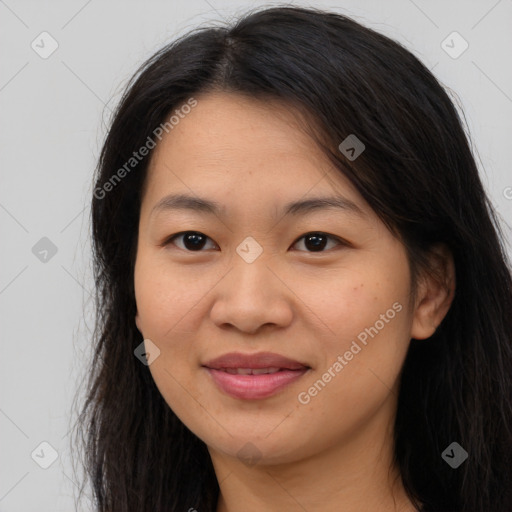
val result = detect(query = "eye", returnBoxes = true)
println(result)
[291,232,344,252]
[163,231,217,251]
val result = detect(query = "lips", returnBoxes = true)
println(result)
[203,352,309,371]
[202,352,310,400]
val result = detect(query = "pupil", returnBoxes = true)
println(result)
[184,232,206,250]
[306,233,326,251]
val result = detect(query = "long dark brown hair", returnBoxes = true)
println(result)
[73,6,512,511]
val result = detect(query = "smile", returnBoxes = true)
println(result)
[202,351,311,400]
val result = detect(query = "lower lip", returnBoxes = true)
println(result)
[204,368,309,400]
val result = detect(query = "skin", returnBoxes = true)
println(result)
[134,91,455,512]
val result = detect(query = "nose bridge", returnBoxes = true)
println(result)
[210,238,293,332]
[229,237,275,302]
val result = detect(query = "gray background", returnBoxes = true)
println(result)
[1,0,511,510]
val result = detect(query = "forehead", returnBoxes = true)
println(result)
[142,91,367,216]
[150,92,323,167]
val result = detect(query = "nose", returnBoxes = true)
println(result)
[209,255,294,335]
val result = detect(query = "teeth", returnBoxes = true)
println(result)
[251,367,280,375]
[221,367,281,375]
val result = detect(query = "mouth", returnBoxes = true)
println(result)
[202,352,311,400]
[216,367,286,375]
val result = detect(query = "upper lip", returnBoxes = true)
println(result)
[203,352,309,370]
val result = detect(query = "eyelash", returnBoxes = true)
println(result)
[161,231,346,253]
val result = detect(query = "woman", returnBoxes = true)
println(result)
[75,6,512,511]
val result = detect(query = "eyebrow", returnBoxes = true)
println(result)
[150,193,366,220]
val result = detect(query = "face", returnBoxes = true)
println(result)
[134,91,430,467]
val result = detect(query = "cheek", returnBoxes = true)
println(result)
[299,259,412,402]
[308,286,410,389]
[293,285,411,452]
[134,253,217,338]
[305,265,409,347]
[133,255,209,418]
